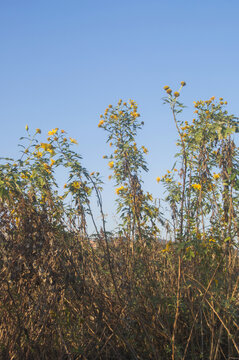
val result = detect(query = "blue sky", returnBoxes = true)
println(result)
[0,0,238,231]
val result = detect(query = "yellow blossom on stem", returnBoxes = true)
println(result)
[98,120,104,127]
[192,183,201,190]
[156,177,161,183]
[166,88,172,95]
[48,128,58,136]
[174,91,180,98]
[163,85,170,90]
[43,163,51,174]
[213,173,220,180]
[36,128,41,134]
[50,158,56,167]
[115,185,125,195]
[72,181,80,189]
[108,161,114,168]
[70,137,78,144]
[181,81,186,86]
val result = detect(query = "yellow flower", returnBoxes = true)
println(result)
[108,104,112,108]
[98,120,104,127]
[36,151,43,158]
[166,88,172,95]
[72,181,80,189]
[36,128,41,134]
[156,177,161,183]
[70,137,78,144]
[25,125,29,131]
[108,175,112,180]
[108,161,114,168]
[61,129,65,133]
[181,81,186,86]
[213,173,220,180]
[43,163,51,174]
[174,91,180,98]
[48,128,58,136]
[192,183,201,190]
[50,158,56,166]
[142,146,148,153]
[115,185,124,195]
[40,143,53,152]
[163,85,170,90]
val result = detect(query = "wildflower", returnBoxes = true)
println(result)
[166,88,172,95]
[115,185,124,195]
[40,143,53,151]
[108,104,112,108]
[64,184,67,188]
[118,99,122,105]
[181,81,186,86]
[103,155,107,159]
[142,146,148,153]
[90,172,95,176]
[224,101,227,105]
[108,161,114,168]
[72,181,80,189]
[43,163,51,174]
[70,137,78,144]
[48,128,58,136]
[156,177,161,183]
[98,120,104,127]
[25,125,29,131]
[61,129,65,133]
[220,101,224,105]
[219,97,223,101]
[210,96,215,101]
[174,91,180,98]
[36,128,41,134]
[213,173,220,180]
[108,175,112,180]
[192,183,201,190]
[36,151,43,158]
[163,85,170,90]
[50,158,55,166]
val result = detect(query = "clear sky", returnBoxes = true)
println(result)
[1,0,239,231]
